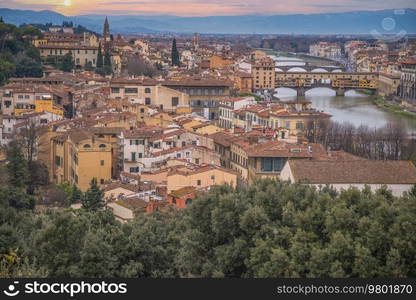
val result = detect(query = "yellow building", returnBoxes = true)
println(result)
[190,123,223,135]
[35,99,64,116]
[252,57,276,90]
[250,50,267,61]
[50,129,113,191]
[109,79,190,112]
[144,112,175,127]
[206,55,234,69]
[167,164,238,193]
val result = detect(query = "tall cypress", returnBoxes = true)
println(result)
[96,44,103,69]
[6,140,27,189]
[104,48,112,67]
[171,38,180,67]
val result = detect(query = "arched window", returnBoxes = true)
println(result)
[83,144,91,148]
[99,144,106,148]
[185,198,193,205]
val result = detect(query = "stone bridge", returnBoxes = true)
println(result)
[275,62,345,73]
[275,71,379,97]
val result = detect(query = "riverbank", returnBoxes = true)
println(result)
[356,88,376,95]
[374,96,416,120]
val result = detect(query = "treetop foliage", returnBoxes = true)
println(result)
[1,179,415,278]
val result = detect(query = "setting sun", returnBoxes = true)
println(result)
[64,0,71,6]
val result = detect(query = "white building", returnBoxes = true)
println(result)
[280,160,416,196]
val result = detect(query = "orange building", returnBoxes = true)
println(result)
[234,72,253,93]
[202,55,234,69]
[167,186,197,208]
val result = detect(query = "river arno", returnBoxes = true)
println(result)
[275,88,416,135]
[270,53,416,135]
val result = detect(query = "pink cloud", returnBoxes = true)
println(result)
[7,0,416,16]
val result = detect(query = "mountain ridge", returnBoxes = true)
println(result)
[1,8,415,34]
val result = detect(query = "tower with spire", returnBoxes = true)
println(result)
[103,16,110,42]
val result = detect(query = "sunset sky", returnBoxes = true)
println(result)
[1,0,415,16]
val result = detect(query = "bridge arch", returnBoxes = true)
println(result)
[311,68,328,73]
[305,87,336,96]
[287,67,307,72]
[332,69,343,72]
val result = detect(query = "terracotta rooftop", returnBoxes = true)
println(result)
[288,160,416,184]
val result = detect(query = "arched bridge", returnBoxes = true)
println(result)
[276,71,378,96]
[275,62,345,73]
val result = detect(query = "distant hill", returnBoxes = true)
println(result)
[1,8,416,34]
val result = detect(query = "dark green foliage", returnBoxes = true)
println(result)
[171,38,180,67]
[27,161,49,195]
[96,44,103,69]
[59,53,74,72]
[0,22,43,84]
[71,186,83,204]
[81,178,104,210]
[0,179,415,278]
[104,48,111,67]
[6,141,27,189]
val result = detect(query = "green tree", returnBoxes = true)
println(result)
[171,38,180,67]
[59,52,74,72]
[104,48,111,67]
[96,44,103,69]
[81,178,104,210]
[6,141,27,189]
[71,186,83,204]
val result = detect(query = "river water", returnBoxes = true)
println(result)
[270,54,416,134]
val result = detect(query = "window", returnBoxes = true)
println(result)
[138,153,143,158]
[125,88,138,94]
[55,156,61,166]
[195,158,200,164]
[197,180,201,186]
[111,87,120,94]
[100,160,104,166]
[100,179,104,184]
[296,122,304,130]
[172,198,177,204]
[99,144,106,148]
[261,158,286,172]
[131,152,136,161]
[171,97,179,107]
[140,108,145,113]
[145,88,151,93]
[176,153,181,158]
[145,98,151,105]
[130,167,139,173]
[185,198,193,205]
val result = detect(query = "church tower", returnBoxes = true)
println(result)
[103,16,110,42]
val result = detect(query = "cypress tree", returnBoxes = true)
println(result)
[104,48,111,67]
[81,178,104,210]
[6,140,27,189]
[171,38,180,67]
[96,44,103,69]
[71,185,83,204]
